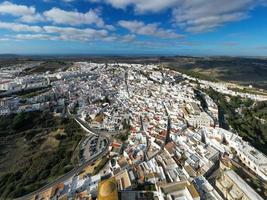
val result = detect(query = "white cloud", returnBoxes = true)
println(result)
[0,20,111,42]
[43,26,108,41]
[62,0,75,2]
[118,20,183,39]
[133,40,171,48]
[0,0,266,44]
[0,38,10,41]
[19,13,46,23]
[90,0,179,13]
[100,33,136,42]
[0,21,42,32]
[0,1,45,23]
[121,34,136,42]
[93,0,267,33]
[43,7,115,30]
[172,0,257,33]
[14,33,58,40]
[0,2,114,28]
[44,8,103,27]
[0,1,35,16]
[11,30,136,43]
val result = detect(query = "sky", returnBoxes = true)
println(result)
[0,0,266,56]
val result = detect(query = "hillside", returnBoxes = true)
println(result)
[166,57,267,90]
[0,111,85,199]
[205,88,267,155]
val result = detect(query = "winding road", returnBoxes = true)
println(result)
[15,112,110,200]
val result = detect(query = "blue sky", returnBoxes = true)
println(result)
[0,0,266,56]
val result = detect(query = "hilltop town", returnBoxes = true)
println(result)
[0,61,267,200]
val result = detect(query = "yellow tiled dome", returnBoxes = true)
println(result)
[98,177,118,200]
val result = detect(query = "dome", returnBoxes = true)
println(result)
[98,177,118,200]
[99,180,116,197]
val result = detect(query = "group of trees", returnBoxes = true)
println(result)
[0,111,58,135]
[206,88,267,155]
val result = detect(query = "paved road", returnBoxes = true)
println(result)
[74,117,121,137]
[15,114,110,200]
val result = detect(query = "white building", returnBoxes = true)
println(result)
[217,128,267,181]
[187,112,214,128]
[216,169,264,200]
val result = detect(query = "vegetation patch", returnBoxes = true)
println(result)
[25,60,71,74]
[166,57,267,89]
[205,88,267,155]
[92,156,109,175]
[0,111,85,199]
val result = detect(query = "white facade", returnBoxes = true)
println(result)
[187,112,214,128]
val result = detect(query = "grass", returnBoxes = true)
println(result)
[78,159,102,178]
[92,156,109,175]
[167,64,219,82]
[229,86,267,96]
[40,135,60,151]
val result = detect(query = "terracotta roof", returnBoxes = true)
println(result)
[165,142,176,155]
